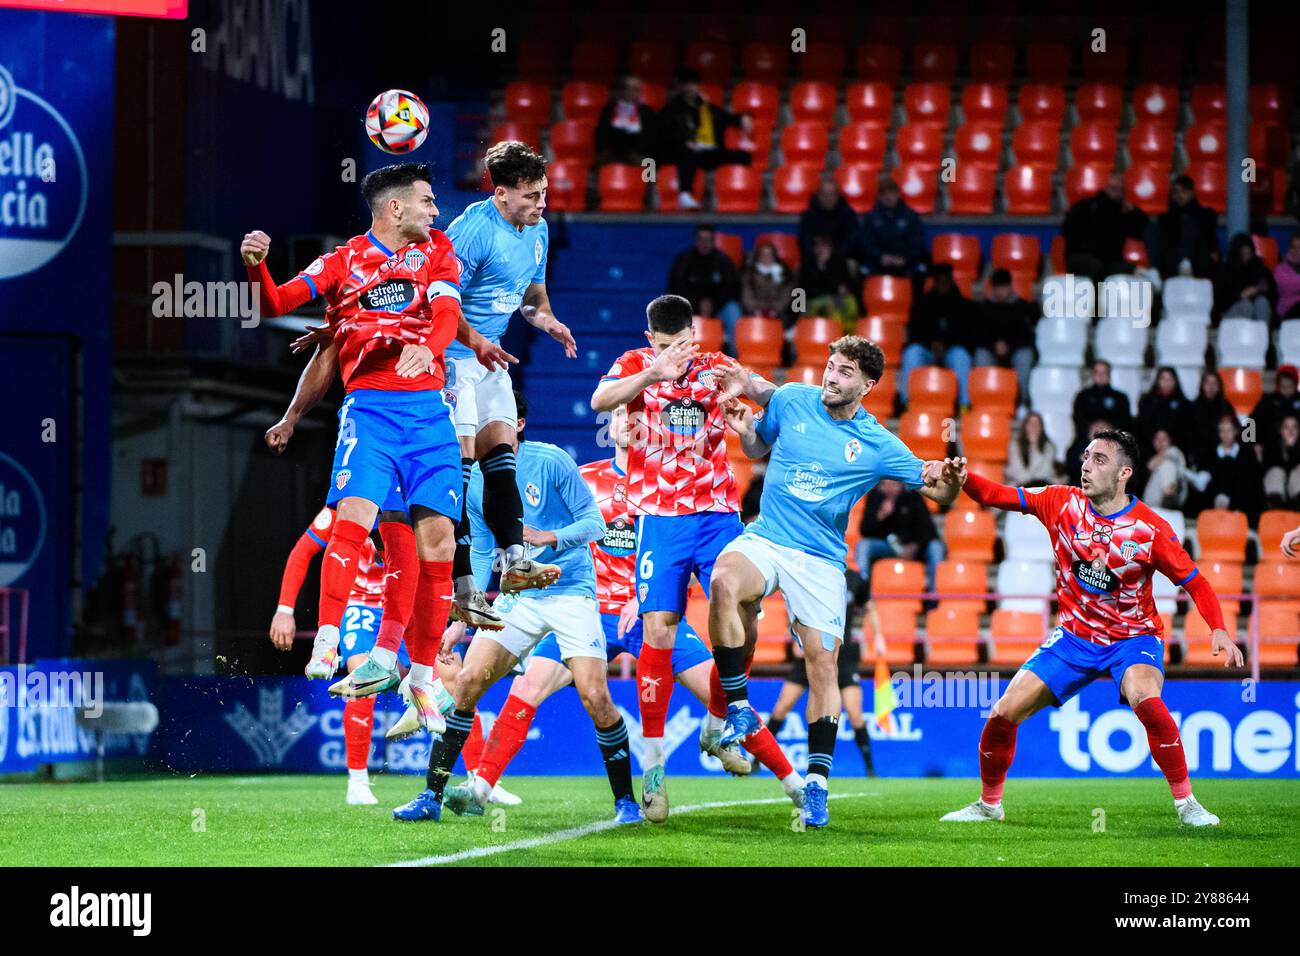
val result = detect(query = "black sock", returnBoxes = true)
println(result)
[807,715,839,781]
[481,443,524,551]
[595,718,634,802]
[426,708,475,796]
[767,715,786,737]
[452,457,475,582]
[713,645,749,705]
[854,724,875,773]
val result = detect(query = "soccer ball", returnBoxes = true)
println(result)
[365,89,429,154]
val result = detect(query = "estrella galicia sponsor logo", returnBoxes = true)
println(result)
[786,461,831,502]
[0,452,48,588]
[601,517,636,557]
[0,65,89,279]
[360,279,415,312]
[1072,557,1119,594]
[661,398,706,436]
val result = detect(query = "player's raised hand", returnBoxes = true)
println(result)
[1281,526,1300,558]
[269,610,296,650]
[716,359,752,401]
[1210,628,1244,669]
[721,396,755,435]
[289,323,332,355]
[395,343,434,378]
[240,230,271,266]
[472,336,519,372]
[265,418,295,454]
[650,333,698,382]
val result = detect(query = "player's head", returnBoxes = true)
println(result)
[486,141,548,228]
[644,294,694,352]
[512,390,529,446]
[609,403,630,450]
[823,335,885,410]
[1080,428,1139,501]
[361,163,437,242]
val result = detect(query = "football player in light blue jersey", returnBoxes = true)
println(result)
[441,141,577,634]
[711,336,964,828]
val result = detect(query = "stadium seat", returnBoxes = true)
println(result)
[996,559,1055,613]
[1132,83,1181,127]
[961,83,1009,126]
[931,233,981,275]
[715,232,744,269]
[1182,609,1241,665]
[713,165,762,213]
[892,163,938,215]
[637,82,667,111]
[1163,277,1214,317]
[946,509,996,562]
[872,558,927,615]
[1249,83,1285,127]
[1252,235,1279,271]
[789,82,838,126]
[753,232,800,271]
[734,317,784,368]
[989,609,1050,666]
[1093,317,1149,369]
[869,601,920,666]
[514,40,561,84]
[925,607,983,665]
[946,165,997,215]
[785,363,823,386]
[597,164,644,211]
[844,83,893,128]
[692,316,724,353]
[954,122,1003,171]
[1126,121,1175,166]
[1186,122,1226,164]
[898,411,948,460]
[1220,368,1263,417]
[968,366,1018,416]
[839,122,888,166]
[561,82,607,123]
[545,159,588,211]
[854,42,903,83]
[862,275,912,318]
[793,316,841,363]
[1279,320,1300,368]
[780,122,830,166]
[685,41,732,86]
[1024,39,1072,85]
[969,43,1014,84]
[835,162,883,213]
[1003,509,1054,561]
[855,315,903,365]
[800,42,848,84]
[1257,607,1300,667]
[1074,83,1123,126]
[627,41,675,87]
[1196,510,1248,563]
[936,560,989,615]
[861,371,896,421]
[572,41,619,84]
[1070,122,1119,166]
[549,120,596,165]
[1216,321,1269,370]
[1018,84,1067,126]
[1098,274,1154,324]
[1188,162,1226,213]
[724,124,773,173]
[1260,510,1300,556]
[1011,121,1061,170]
[491,121,542,150]
[1036,317,1089,367]
[503,82,552,125]
[740,43,788,85]
[844,497,867,572]
[912,42,957,83]
[1005,165,1054,215]
[1064,164,1113,207]
[1138,35,1185,84]
[656,165,705,212]
[731,82,781,128]
[1123,237,1150,268]
[1256,561,1300,618]
[902,83,951,128]
[907,365,958,415]
[991,233,1041,280]
[963,411,1012,464]
[1190,84,1227,124]
[1155,320,1208,370]
[1041,273,1097,320]
[1123,162,1170,215]
[1200,560,1244,615]
[896,123,945,168]
[772,163,822,214]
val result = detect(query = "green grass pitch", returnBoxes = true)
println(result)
[3,775,1296,867]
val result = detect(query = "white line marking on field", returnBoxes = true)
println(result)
[384,792,880,867]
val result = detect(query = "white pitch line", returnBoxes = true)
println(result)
[384,792,880,868]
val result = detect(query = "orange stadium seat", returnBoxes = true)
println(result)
[1064,164,1113,207]
[1123,237,1150,268]
[1259,510,1300,556]
[656,166,704,212]
[549,120,595,165]
[729,457,754,501]
[1189,163,1226,213]
[800,43,848,84]
[545,160,588,211]
[835,162,883,213]
[627,41,674,86]
[1252,235,1279,271]
[931,233,981,275]
[961,83,1009,125]
[692,316,724,353]
[685,40,732,86]
[781,122,830,166]
[1257,607,1300,667]
[503,81,552,125]
[490,121,541,150]
[715,233,744,269]
[1025,43,1071,86]
[968,366,1019,416]
[898,410,948,459]
[1249,83,1285,127]
[1200,560,1244,615]
[1186,122,1226,164]
[963,411,1012,464]
[863,275,912,318]
[1196,509,1248,563]
[911,42,957,83]
[839,122,888,167]
[741,42,787,84]
[773,163,822,214]
[724,124,773,172]
[713,165,762,213]
[561,82,606,123]
[731,82,780,128]
[907,365,958,414]
[903,83,951,127]
[754,232,800,270]
[1074,83,1123,126]
[953,122,1003,171]
[1018,84,1067,126]
[855,316,903,365]
[991,234,1041,280]
[1011,121,1061,170]
[1004,165,1054,215]
[1255,561,1300,616]
[789,81,838,125]
[1131,84,1180,128]
[1070,122,1119,166]
[989,609,1049,666]
[1220,367,1262,417]
[855,43,903,83]
[1127,122,1175,168]
[571,41,619,84]
[925,607,983,665]
[872,559,927,615]
[970,43,1014,84]
[867,601,919,666]
[597,164,644,212]
[1125,163,1171,215]
[946,164,997,215]
[893,163,938,215]
[896,123,945,168]
[785,363,822,386]
[935,559,989,615]
[793,317,842,364]
[946,509,996,562]
[845,83,893,126]
[1183,609,1240,666]
[734,317,784,367]
[861,373,896,421]
[1191,84,1227,123]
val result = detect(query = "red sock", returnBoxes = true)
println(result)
[476,695,537,786]
[460,712,484,772]
[375,522,417,653]
[1134,697,1192,799]
[979,714,1018,805]
[636,644,675,738]
[707,663,727,718]
[319,519,371,628]
[407,559,453,666]
[343,697,375,771]
[742,723,795,780]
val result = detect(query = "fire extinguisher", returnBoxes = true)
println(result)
[164,553,183,647]
[121,554,141,645]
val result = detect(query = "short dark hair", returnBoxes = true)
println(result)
[1173,174,1195,192]
[485,141,547,189]
[646,294,693,335]
[513,389,529,422]
[360,163,431,214]
[990,268,1012,286]
[1090,428,1140,472]
[829,335,885,382]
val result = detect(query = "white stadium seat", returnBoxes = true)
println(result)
[1036,316,1090,367]
[1215,318,1268,369]
[1162,276,1213,318]
[1173,366,1204,400]
[1093,316,1149,368]
[1155,319,1208,366]
[996,559,1056,612]
[1028,366,1083,449]
[1108,366,1143,416]
[1004,509,1055,561]
[1278,320,1300,368]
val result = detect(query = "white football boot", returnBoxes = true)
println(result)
[1175,795,1220,827]
[305,625,341,679]
[346,777,378,806]
[940,800,1006,822]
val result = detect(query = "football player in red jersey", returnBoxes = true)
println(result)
[939,430,1243,827]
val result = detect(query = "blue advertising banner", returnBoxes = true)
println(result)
[151,676,1300,779]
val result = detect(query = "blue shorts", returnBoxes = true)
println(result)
[530,613,714,673]
[634,511,744,615]
[326,389,461,519]
[338,604,410,670]
[1021,627,1164,706]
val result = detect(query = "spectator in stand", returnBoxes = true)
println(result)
[857,176,927,286]
[740,240,795,325]
[1275,232,1300,320]
[1137,366,1191,457]
[1072,360,1135,440]
[972,269,1036,406]
[800,233,860,331]
[1143,427,1197,509]
[595,75,656,166]
[1215,233,1278,324]
[1199,414,1264,523]
[1263,414,1300,510]
[667,223,742,339]
[655,69,752,211]
[1188,371,1238,469]
[854,479,945,593]
[1060,171,1149,284]
[1249,364,1300,455]
[798,175,862,263]
[1005,411,1059,486]
[898,263,974,407]
[1146,174,1221,279]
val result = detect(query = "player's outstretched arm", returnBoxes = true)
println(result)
[717,361,776,407]
[1282,524,1300,558]
[960,468,1034,511]
[270,525,327,649]
[1155,537,1245,669]
[722,398,772,459]
[918,456,968,506]
[455,312,518,372]
[240,230,314,318]
[522,283,577,358]
[265,341,338,454]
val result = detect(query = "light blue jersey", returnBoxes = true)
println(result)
[468,440,604,598]
[444,198,548,358]
[750,383,926,568]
